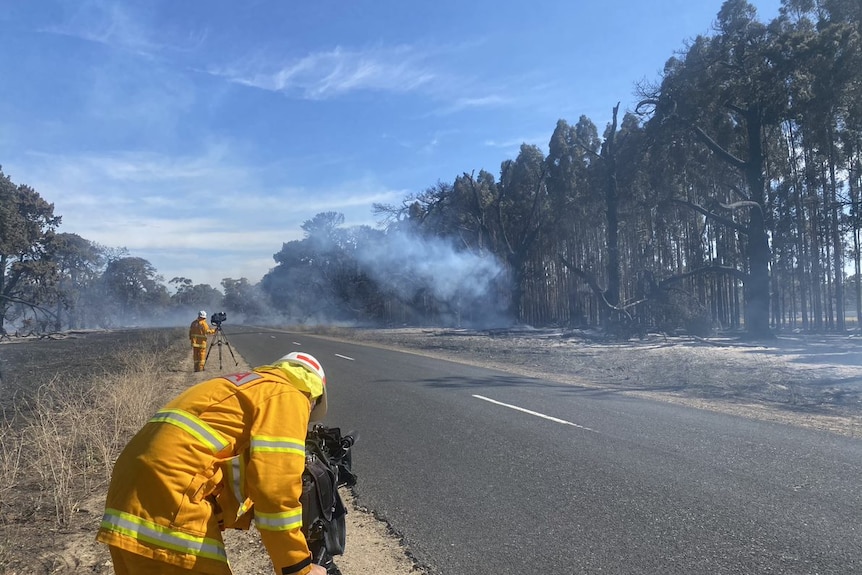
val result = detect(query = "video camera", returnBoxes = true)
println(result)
[211,312,227,326]
[302,425,357,575]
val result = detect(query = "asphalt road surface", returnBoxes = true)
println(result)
[224,326,862,575]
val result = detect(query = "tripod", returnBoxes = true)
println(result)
[205,324,239,370]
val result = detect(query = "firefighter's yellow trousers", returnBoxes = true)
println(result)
[192,344,207,372]
[109,546,224,574]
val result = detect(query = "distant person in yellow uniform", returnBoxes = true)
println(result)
[189,310,215,372]
[96,351,329,575]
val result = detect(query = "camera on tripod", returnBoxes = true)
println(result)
[211,312,227,326]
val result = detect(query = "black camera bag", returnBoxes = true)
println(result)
[300,425,357,565]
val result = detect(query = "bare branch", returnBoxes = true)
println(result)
[658,265,748,287]
[691,125,747,170]
[670,199,749,234]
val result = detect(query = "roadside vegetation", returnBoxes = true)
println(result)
[0,329,189,572]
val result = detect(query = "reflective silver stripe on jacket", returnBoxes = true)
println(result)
[225,453,251,516]
[254,508,303,531]
[250,435,305,456]
[100,508,227,562]
[149,408,230,453]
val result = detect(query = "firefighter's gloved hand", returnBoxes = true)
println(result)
[309,564,327,575]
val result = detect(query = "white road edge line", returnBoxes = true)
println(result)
[335,354,355,361]
[473,394,597,433]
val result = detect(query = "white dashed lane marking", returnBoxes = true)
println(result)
[473,394,597,433]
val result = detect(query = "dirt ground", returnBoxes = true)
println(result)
[1,326,860,574]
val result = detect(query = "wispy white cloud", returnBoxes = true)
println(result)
[8,147,402,286]
[484,133,549,155]
[434,95,510,115]
[210,44,437,100]
[43,0,206,57]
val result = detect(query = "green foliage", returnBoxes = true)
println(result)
[0,169,62,332]
[221,277,269,320]
[169,277,222,312]
[263,217,386,324]
[100,257,169,325]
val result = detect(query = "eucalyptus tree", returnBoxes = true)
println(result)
[221,277,268,321]
[264,212,346,322]
[262,239,316,321]
[169,277,223,315]
[762,0,862,331]
[381,147,553,324]
[547,107,655,330]
[545,116,602,323]
[0,169,62,333]
[327,224,387,322]
[638,0,789,338]
[48,233,104,329]
[448,171,498,252]
[263,212,385,323]
[101,256,169,325]
[493,144,552,321]
[375,176,498,254]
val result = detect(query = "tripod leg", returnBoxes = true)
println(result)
[203,326,237,370]
[223,340,239,367]
[204,332,220,370]
[214,330,239,367]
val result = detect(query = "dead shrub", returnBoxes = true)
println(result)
[0,419,24,507]
[4,328,189,528]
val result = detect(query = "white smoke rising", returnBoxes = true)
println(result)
[357,229,505,309]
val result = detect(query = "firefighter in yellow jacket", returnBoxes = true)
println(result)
[97,352,329,575]
[189,310,216,372]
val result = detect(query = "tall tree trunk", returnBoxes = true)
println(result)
[742,106,772,338]
[852,155,862,327]
[605,103,621,308]
[829,134,846,331]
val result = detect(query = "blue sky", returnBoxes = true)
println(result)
[0,0,783,291]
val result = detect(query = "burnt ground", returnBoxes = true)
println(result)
[0,329,172,416]
[0,329,194,575]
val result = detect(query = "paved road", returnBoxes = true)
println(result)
[225,326,862,575]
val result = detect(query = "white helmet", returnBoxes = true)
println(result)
[198,310,207,319]
[275,352,327,421]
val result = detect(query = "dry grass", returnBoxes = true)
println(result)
[0,328,191,573]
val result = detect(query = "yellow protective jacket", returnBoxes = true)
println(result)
[97,366,320,575]
[189,318,214,348]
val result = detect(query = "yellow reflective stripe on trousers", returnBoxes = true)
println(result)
[150,409,230,453]
[254,508,303,531]
[250,435,305,456]
[100,508,227,562]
